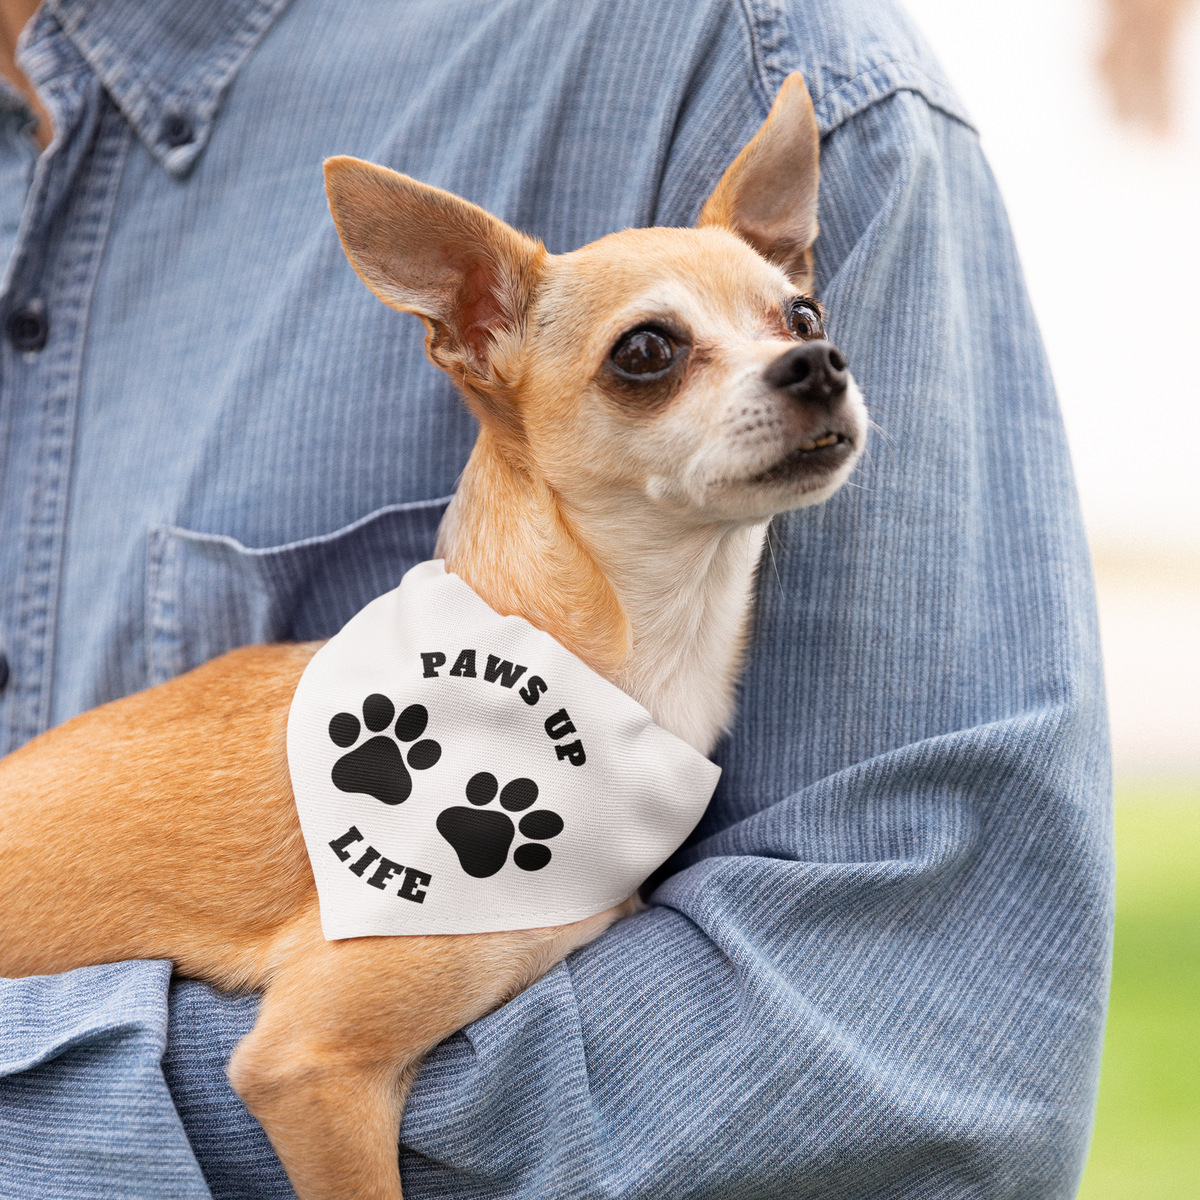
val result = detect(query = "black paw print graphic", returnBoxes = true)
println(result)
[436,772,563,878]
[329,694,441,806]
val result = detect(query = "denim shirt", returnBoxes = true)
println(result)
[0,0,1112,1196]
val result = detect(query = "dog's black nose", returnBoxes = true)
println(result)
[764,340,848,408]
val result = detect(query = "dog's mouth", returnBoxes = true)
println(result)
[749,431,855,485]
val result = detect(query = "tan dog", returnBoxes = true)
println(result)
[0,75,864,1199]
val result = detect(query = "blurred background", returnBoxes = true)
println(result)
[901,0,1199,1193]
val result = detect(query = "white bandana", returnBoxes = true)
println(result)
[287,560,721,938]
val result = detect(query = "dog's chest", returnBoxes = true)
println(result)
[614,524,767,757]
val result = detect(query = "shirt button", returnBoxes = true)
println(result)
[8,309,48,351]
[0,652,9,694]
[161,113,195,148]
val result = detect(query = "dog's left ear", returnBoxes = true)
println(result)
[697,73,820,288]
[324,157,545,438]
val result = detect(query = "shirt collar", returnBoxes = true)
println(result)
[24,0,292,176]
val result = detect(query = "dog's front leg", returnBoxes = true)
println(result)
[228,903,637,1199]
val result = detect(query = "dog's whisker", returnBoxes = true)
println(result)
[765,522,785,596]
[865,417,894,459]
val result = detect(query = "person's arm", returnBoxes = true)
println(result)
[390,88,1111,1197]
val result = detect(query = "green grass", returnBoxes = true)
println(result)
[1076,783,1200,1199]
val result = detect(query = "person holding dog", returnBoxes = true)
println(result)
[0,0,1111,1197]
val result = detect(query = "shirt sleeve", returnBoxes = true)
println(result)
[395,88,1113,1199]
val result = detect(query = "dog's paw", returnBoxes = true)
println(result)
[328,694,442,805]
[436,771,563,878]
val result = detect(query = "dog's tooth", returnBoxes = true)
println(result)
[800,440,816,451]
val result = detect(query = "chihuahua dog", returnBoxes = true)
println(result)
[0,75,863,1199]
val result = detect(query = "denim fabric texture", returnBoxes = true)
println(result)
[0,0,1112,1196]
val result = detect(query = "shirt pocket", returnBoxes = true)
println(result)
[145,497,452,686]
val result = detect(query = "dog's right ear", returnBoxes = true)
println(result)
[696,73,820,289]
[324,158,545,436]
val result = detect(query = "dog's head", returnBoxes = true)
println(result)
[325,74,864,534]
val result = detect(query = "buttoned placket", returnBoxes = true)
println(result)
[0,16,131,755]
[0,0,296,754]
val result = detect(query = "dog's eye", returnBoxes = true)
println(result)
[611,329,674,378]
[787,299,824,339]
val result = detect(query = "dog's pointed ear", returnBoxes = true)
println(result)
[324,157,545,434]
[697,73,820,288]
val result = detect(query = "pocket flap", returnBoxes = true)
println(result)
[146,497,451,685]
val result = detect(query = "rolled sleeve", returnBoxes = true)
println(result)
[0,962,212,1199]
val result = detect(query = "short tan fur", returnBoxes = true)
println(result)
[0,74,865,1199]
